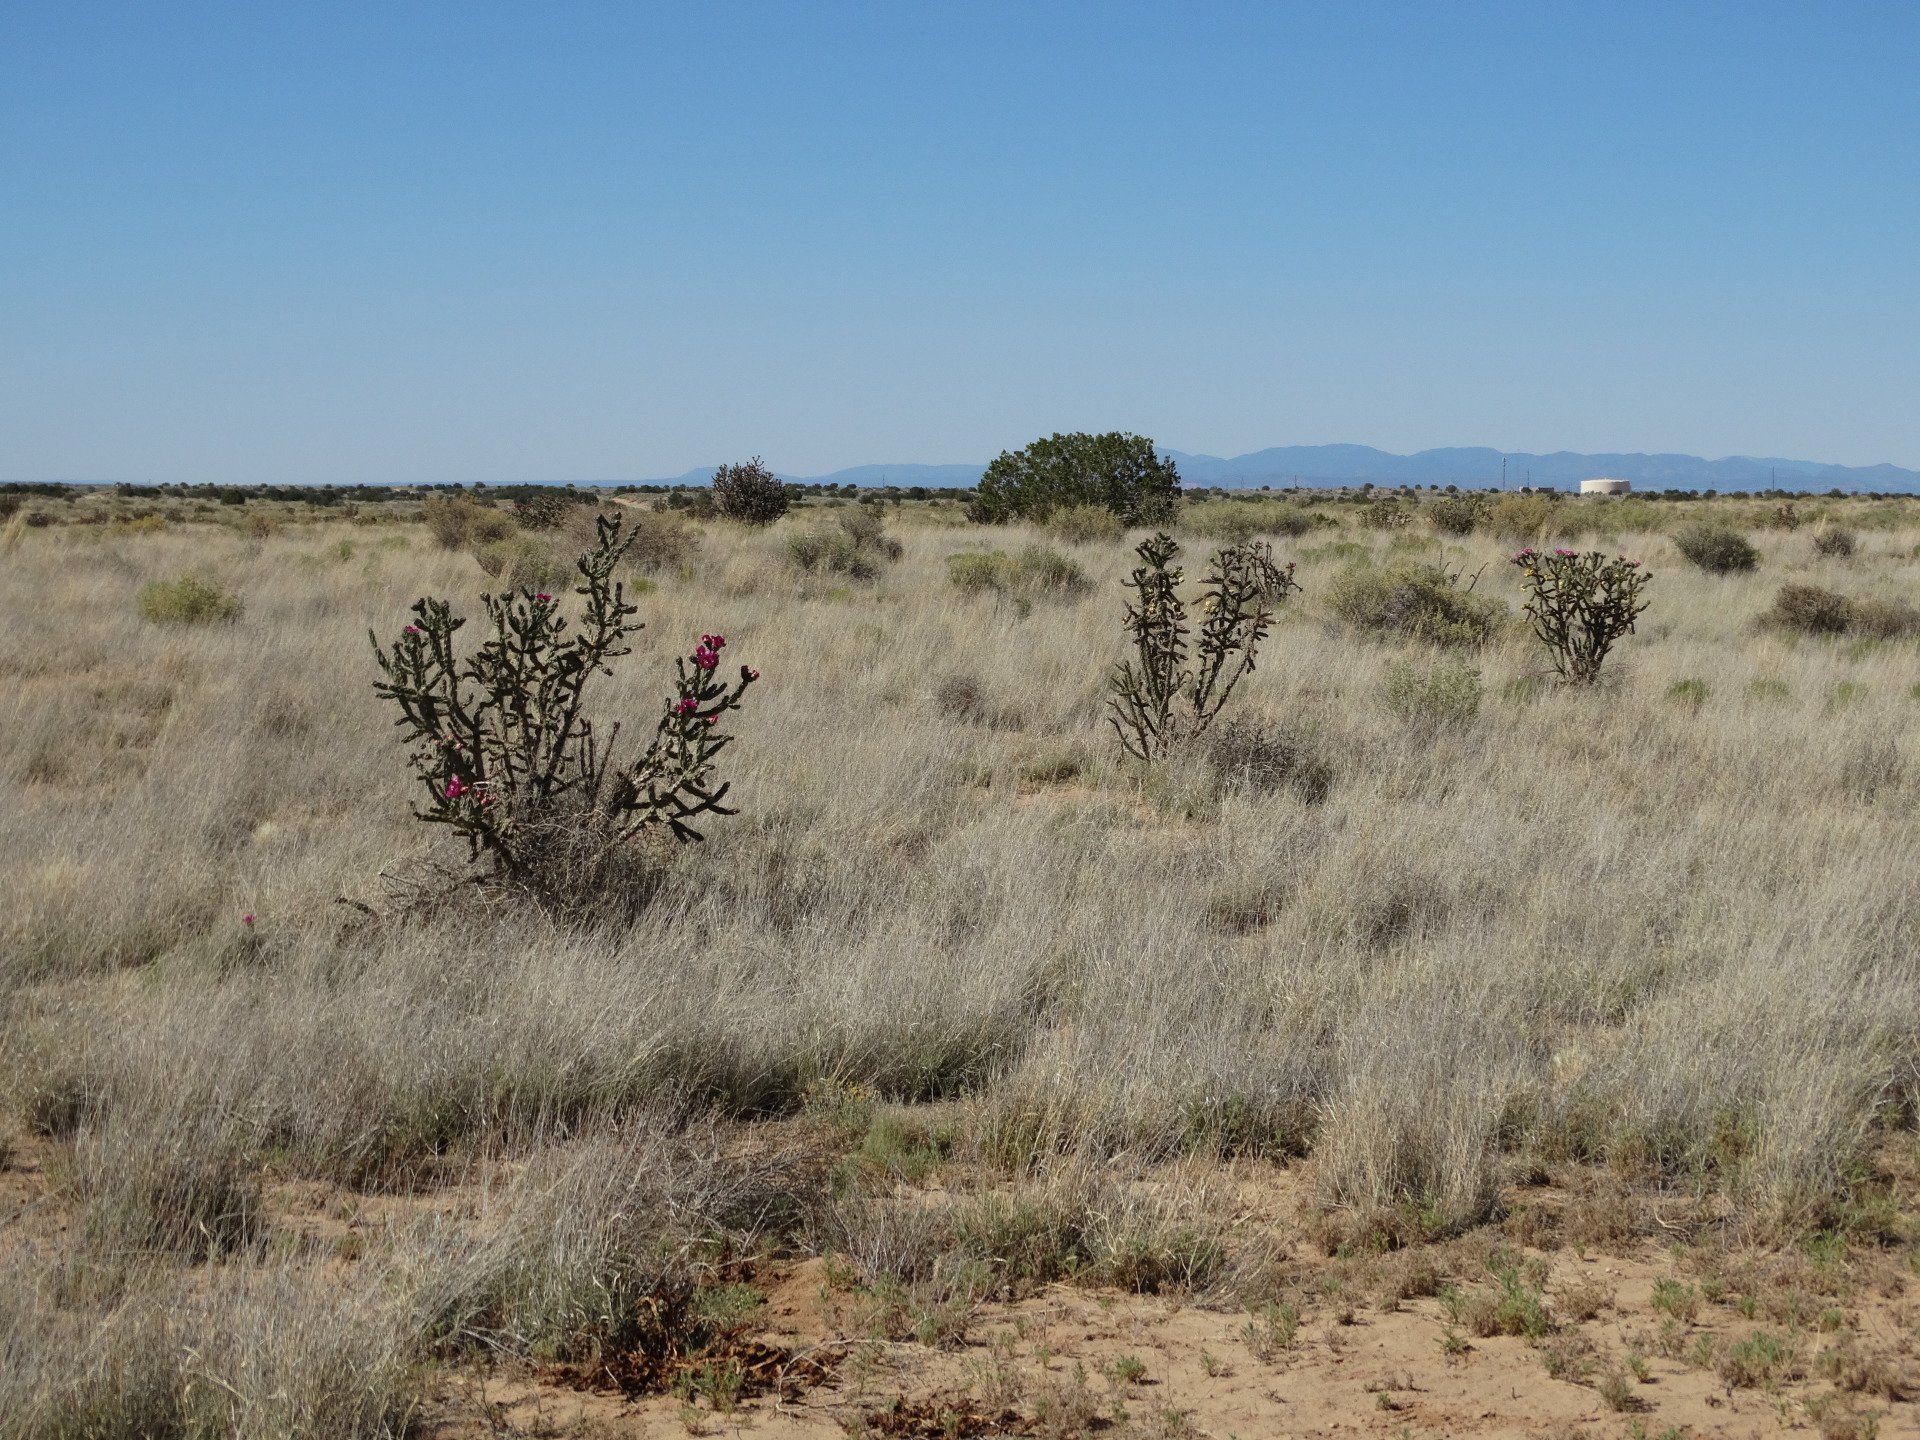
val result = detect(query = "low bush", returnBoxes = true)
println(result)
[946,545,1091,603]
[1044,504,1126,544]
[1201,718,1333,803]
[421,494,516,550]
[604,507,700,575]
[1673,522,1760,573]
[787,506,902,582]
[1426,495,1483,535]
[136,575,243,625]
[1811,526,1857,559]
[472,534,570,590]
[1763,583,1920,639]
[1326,563,1504,647]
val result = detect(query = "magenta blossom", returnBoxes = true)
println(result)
[1553,547,1577,558]
[241,913,256,926]
[535,592,552,604]
[743,665,759,682]
[676,696,698,715]
[403,624,421,636]
[702,714,717,727]
[444,775,467,800]
[693,645,718,671]
[1512,547,1537,562]
[701,633,726,650]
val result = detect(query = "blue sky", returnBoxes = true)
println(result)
[3,2,1917,482]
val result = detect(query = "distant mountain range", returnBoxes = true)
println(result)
[642,445,1920,494]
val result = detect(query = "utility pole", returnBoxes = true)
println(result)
[1501,457,1508,491]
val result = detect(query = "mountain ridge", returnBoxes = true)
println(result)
[641,445,1920,493]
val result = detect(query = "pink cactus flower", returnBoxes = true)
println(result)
[676,696,698,715]
[1554,547,1577,558]
[1512,547,1536,562]
[444,776,467,800]
[702,714,717,727]
[743,665,759,682]
[403,624,421,636]
[241,913,256,926]
[535,592,552,603]
[693,645,718,671]
[701,633,726,650]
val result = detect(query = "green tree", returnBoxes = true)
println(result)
[970,432,1181,525]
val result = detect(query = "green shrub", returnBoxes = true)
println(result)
[1044,504,1126,544]
[711,457,790,526]
[137,575,243,625]
[1380,657,1482,728]
[1673,522,1759,574]
[1426,495,1483,535]
[609,507,700,575]
[1359,497,1413,531]
[1326,563,1504,646]
[971,431,1179,525]
[1486,494,1560,540]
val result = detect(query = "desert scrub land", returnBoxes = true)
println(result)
[3,485,1920,1438]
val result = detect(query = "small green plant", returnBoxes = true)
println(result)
[370,516,758,903]
[1105,1354,1148,1386]
[1673,522,1759,573]
[1240,1300,1300,1359]
[1510,547,1651,683]
[1107,532,1300,760]
[1665,678,1709,711]
[137,575,243,625]
[710,456,790,525]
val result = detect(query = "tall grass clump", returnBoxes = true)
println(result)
[1379,656,1482,729]
[1043,503,1125,544]
[1763,583,1920,640]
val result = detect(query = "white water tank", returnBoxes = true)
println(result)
[1579,477,1631,495]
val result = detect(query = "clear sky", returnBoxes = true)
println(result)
[3,2,1917,483]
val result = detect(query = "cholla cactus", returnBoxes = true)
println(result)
[1510,546,1651,684]
[1108,532,1299,760]
[371,516,758,893]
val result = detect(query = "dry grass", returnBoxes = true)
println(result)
[3,491,1919,1431]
